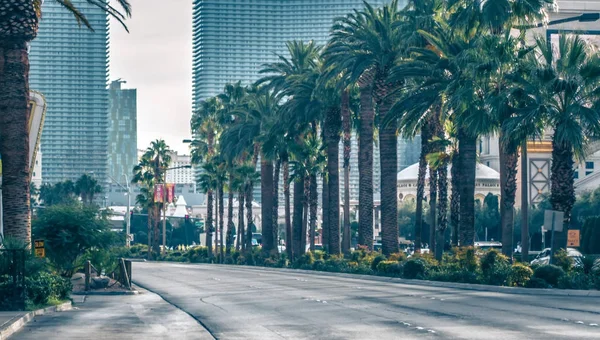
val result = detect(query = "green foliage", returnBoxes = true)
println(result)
[558,272,593,290]
[475,194,501,242]
[480,250,510,286]
[293,251,315,269]
[376,261,403,275]
[371,254,387,271]
[83,248,118,276]
[552,249,573,273]
[581,216,600,254]
[32,203,119,277]
[509,263,533,287]
[25,271,72,306]
[533,265,565,287]
[388,252,408,262]
[403,259,427,279]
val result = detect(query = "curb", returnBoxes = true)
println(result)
[71,290,139,296]
[204,264,600,298]
[0,301,72,340]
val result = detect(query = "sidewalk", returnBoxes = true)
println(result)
[9,290,213,340]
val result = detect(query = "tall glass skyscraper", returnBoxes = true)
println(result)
[108,80,137,182]
[29,1,109,187]
[192,0,395,106]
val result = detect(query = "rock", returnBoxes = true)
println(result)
[91,276,110,289]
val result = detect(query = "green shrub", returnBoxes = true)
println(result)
[526,277,550,288]
[371,255,387,271]
[376,261,402,275]
[388,252,407,262]
[293,252,315,269]
[509,263,533,287]
[552,249,573,273]
[224,256,235,265]
[26,271,72,306]
[403,259,427,279]
[84,248,118,276]
[533,264,565,287]
[480,250,510,285]
[558,272,591,290]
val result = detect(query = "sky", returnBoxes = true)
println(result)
[109,0,192,155]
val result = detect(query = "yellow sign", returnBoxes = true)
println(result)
[567,230,580,247]
[34,239,45,258]
[34,248,45,258]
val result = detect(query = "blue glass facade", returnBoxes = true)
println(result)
[108,80,137,182]
[29,0,109,187]
[192,0,392,107]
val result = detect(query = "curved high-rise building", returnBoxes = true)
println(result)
[192,0,395,107]
[29,1,109,187]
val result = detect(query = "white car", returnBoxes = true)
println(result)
[530,248,583,267]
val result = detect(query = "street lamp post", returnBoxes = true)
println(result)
[108,173,131,248]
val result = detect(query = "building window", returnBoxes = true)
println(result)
[586,162,594,170]
[574,171,579,179]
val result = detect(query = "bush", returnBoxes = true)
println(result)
[526,277,550,288]
[552,249,573,273]
[376,261,402,276]
[533,264,565,287]
[388,252,407,262]
[293,252,315,269]
[509,263,533,287]
[371,255,387,271]
[558,272,592,290]
[403,259,427,279]
[26,271,72,306]
[480,250,510,285]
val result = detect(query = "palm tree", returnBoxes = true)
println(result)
[325,0,404,255]
[198,161,218,259]
[75,173,102,205]
[520,35,600,251]
[0,0,131,244]
[134,140,171,256]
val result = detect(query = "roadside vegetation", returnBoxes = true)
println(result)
[121,245,600,291]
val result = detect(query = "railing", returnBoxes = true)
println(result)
[0,249,26,311]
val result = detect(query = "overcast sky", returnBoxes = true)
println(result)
[109,0,192,155]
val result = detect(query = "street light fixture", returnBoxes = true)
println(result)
[515,13,600,29]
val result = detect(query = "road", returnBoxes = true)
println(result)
[134,262,600,340]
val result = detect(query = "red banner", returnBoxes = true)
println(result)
[166,183,175,203]
[154,184,164,203]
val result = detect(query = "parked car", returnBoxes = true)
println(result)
[474,241,502,255]
[530,248,583,267]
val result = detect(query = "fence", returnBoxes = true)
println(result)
[0,249,26,311]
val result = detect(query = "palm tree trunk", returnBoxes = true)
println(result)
[245,181,254,252]
[272,158,281,253]
[415,125,431,252]
[436,164,448,261]
[147,208,153,260]
[206,189,214,258]
[458,130,477,247]
[378,98,398,256]
[226,176,235,254]
[237,190,244,251]
[520,141,529,262]
[283,159,293,260]
[358,87,374,249]
[322,175,329,252]
[302,175,309,253]
[325,106,341,254]
[342,90,352,253]
[219,183,225,262]
[309,173,318,252]
[429,168,438,253]
[153,204,161,256]
[0,43,32,245]
[550,139,576,253]
[499,137,518,258]
[215,186,219,258]
[261,159,274,254]
[292,178,304,260]
[450,152,460,246]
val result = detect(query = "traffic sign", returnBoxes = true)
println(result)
[567,230,580,247]
[34,239,45,258]
[544,210,564,232]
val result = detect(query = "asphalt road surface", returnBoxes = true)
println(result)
[134,262,600,340]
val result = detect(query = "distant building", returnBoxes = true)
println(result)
[29,0,109,186]
[108,80,137,181]
[32,151,42,189]
[166,152,195,186]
